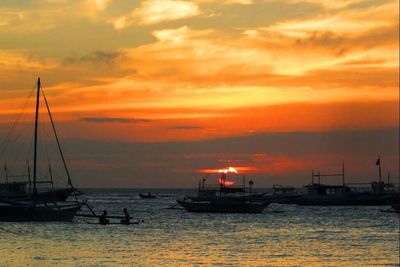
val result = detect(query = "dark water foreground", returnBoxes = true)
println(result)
[1,189,399,266]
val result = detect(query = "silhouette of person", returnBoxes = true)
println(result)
[99,210,109,225]
[121,208,130,225]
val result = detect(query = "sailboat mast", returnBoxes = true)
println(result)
[48,161,54,189]
[33,77,40,197]
[4,163,8,184]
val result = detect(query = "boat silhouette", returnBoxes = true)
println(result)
[0,78,83,221]
[295,163,400,206]
[177,173,270,213]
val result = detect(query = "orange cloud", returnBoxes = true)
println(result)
[0,0,398,145]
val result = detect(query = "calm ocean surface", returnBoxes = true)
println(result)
[0,188,399,266]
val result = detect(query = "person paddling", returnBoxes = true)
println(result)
[99,210,109,225]
[121,208,130,225]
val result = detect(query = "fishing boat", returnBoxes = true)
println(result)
[177,172,270,213]
[295,163,400,206]
[0,78,83,221]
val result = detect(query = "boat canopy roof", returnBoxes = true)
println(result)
[221,187,245,193]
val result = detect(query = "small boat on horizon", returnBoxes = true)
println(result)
[177,172,270,213]
[139,193,156,199]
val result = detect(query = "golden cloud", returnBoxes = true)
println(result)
[111,0,201,30]
[288,0,364,9]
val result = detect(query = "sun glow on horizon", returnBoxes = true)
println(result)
[218,167,238,174]
[197,166,259,174]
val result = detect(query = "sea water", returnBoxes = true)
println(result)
[0,189,399,266]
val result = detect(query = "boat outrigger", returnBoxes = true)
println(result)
[177,172,270,213]
[0,78,84,221]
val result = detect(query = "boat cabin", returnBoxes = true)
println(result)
[304,184,351,196]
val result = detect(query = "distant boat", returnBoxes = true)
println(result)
[0,78,83,222]
[139,193,156,199]
[295,164,400,206]
[262,184,301,204]
[177,174,270,213]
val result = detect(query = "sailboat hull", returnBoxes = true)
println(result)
[0,204,82,222]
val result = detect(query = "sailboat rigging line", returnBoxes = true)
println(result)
[0,84,36,158]
[40,120,68,186]
[4,118,35,182]
[41,89,73,188]
[82,201,97,216]
[49,168,69,185]
[48,160,54,189]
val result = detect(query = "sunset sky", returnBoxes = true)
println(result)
[0,0,398,187]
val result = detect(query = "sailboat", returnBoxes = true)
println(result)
[0,78,83,221]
